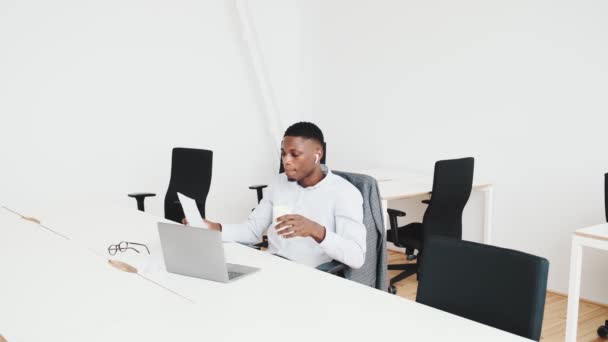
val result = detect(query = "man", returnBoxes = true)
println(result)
[191,122,366,269]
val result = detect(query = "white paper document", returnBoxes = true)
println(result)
[177,192,208,229]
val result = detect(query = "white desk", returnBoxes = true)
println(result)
[1,204,530,341]
[0,208,204,342]
[358,168,494,244]
[565,223,608,341]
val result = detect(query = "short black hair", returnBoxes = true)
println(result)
[283,122,324,146]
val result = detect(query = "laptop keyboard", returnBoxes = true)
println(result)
[228,271,244,279]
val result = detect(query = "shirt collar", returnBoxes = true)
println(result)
[299,165,332,190]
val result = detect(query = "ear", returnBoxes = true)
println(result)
[315,147,323,164]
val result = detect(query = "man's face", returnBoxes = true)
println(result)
[281,136,322,181]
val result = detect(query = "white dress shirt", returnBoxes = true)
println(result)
[221,167,366,269]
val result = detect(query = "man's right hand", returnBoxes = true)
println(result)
[181,217,222,231]
[205,219,222,231]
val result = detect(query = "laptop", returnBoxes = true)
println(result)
[157,222,259,283]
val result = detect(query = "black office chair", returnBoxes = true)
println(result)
[249,142,327,203]
[386,157,474,293]
[128,147,213,223]
[417,237,549,341]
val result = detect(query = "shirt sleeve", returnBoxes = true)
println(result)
[319,186,366,269]
[221,183,273,244]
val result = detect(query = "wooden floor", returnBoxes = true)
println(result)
[387,251,608,341]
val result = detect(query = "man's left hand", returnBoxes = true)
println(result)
[275,214,326,243]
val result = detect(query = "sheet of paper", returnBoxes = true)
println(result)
[177,193,207,229]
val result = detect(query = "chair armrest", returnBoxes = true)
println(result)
[316,260,348,276]
[127,193,156,211]
[387,209,406,246]
[128,192,156,198]
[387,208,406,218]
[248,185,268,190]
[248,184,268,203]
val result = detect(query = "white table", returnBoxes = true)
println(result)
[565,223,608,341]
[358,168,494,244]
[0,208,204,342]
[0,204,530,341]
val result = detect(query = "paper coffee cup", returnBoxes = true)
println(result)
[273,205,292,232]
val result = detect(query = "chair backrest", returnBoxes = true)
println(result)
[416,237,549,341]
[605,173,607,222]
[279,142,327,173]
[333,170,387,291]
[422,157,474,241]
[164,148,213,223]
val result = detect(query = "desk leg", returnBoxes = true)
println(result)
[565,237,583,342]
[482,185,494,245]
[381,199,389,232]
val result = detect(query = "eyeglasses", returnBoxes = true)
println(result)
[108,241,150,256]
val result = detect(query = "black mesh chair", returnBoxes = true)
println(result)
[386,157,474,293]
[417,236,549,341]
[249,142,327,203]
[128,147,213,223]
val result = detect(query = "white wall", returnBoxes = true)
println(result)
[297,0,608,302]
[246,0,301,127]
[0,0,280,223]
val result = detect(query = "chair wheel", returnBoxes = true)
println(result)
[598,325,608,338]
[388,285,397,294]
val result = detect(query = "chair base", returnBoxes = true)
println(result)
[597,320,608,337]
[388,263,418,286]
[388,285,397,294]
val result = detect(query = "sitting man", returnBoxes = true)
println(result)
[189,122,366,269]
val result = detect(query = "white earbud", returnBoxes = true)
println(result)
[315,154,320,164]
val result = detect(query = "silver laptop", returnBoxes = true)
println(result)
[157,222,259,283]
